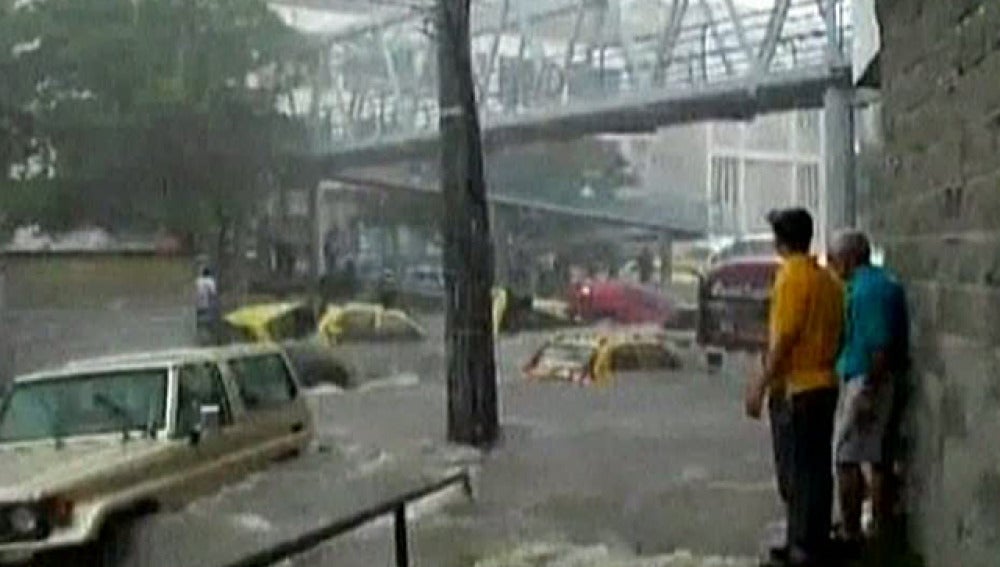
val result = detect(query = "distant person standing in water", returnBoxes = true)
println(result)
[637,246,654,284]
[196,267,220,345]
[378,269,399,308]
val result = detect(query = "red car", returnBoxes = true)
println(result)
[696,255,780,352]
[569,279,681,325]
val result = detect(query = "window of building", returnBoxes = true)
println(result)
[710,156,740,232]
[796,111,821,154]
[796,163,820,211]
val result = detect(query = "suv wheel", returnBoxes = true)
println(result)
[82,515,151,567]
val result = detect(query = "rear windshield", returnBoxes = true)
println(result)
[705,262,779,298]
[537,344,595,368]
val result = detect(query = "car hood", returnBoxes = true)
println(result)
[0,438,165,500]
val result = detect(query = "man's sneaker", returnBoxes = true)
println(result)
[768,545,790,563]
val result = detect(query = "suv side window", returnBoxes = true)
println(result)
[227,354,297,411]
[176,364,232,436]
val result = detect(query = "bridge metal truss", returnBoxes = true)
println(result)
[293,0,852,162]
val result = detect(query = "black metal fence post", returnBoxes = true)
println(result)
[221,471,469,567]
[394,504,409,567]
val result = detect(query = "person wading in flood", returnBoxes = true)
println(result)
[195,266,220,345]
[746,208,843,566]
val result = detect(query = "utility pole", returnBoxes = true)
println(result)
[436,0,499,447]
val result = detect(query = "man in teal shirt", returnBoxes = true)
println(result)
[830,231,909,546]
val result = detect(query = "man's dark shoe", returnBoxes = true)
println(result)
[769,545,790,563]
[830,535,864,562]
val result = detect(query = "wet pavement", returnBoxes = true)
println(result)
[122,317,777,567]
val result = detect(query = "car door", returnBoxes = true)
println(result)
[161,362,251,504]
[337,308,379,342]
[225,352,311,463]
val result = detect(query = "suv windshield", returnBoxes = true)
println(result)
[0,370,168,443]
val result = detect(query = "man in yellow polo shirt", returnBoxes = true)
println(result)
[746,208,843,566]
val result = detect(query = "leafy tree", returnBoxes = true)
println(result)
[0,0,311,245]
[0,1,41,178]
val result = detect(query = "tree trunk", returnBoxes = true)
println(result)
[437,0,499,447]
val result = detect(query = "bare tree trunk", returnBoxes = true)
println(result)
[437,0,499,447]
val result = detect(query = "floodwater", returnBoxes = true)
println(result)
[49,314,775,567]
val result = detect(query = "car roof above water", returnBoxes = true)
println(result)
[16,343,285,384]
[551,328,668,346]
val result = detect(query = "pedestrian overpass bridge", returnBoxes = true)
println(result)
[279,0,853,166]
[274,0,856,236]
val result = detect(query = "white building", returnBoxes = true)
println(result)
[619,109,828,244]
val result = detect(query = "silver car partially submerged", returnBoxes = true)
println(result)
[0,343,314,565]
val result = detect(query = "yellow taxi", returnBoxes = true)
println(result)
[318,302,426,344]
[523,330,681,385]
[222,301,317,343]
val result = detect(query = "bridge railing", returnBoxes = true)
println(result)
[298,0,852,154]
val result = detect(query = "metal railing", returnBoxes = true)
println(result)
[324,174,708,234]
[222,469,473,567]
[293,0,852,154]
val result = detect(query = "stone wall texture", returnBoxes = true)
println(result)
[874,1,1000,565]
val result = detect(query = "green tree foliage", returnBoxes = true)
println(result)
[0,0,311,239]
[0,1,40,174]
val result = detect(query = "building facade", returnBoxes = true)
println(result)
[621,108,826,243]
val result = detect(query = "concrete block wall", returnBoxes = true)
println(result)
[874,1,1000,565]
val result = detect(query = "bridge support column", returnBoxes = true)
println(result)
[822,86,856,252]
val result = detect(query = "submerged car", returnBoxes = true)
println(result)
[568,279,686,327]
[0,344,313,565]
[707,233,775,267]
[492,288,575,336]
[523,331,681,385]
[318,302,426,344]
[222,301,317,343]
[222,301,350,388]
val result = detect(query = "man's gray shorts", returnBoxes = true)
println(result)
[835,377,895,465]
